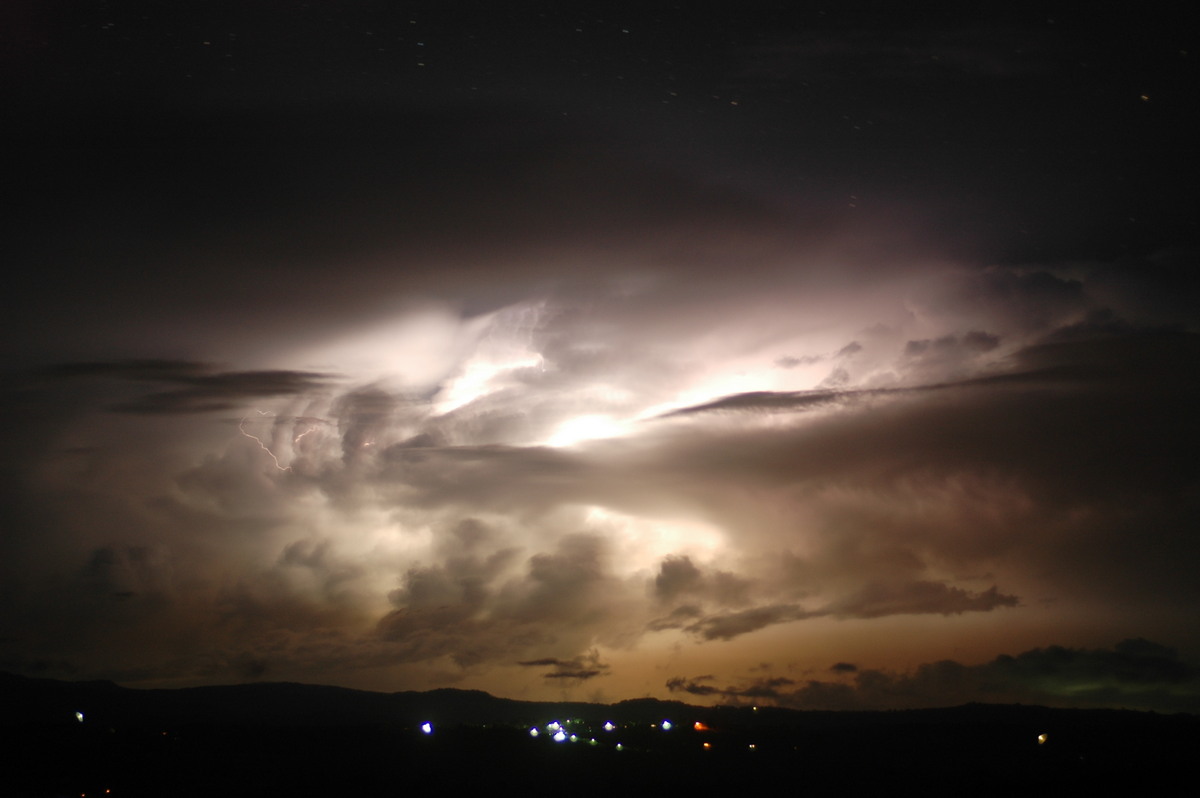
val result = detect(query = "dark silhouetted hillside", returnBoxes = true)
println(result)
[3,672,1196,797]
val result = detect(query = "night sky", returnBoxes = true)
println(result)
[3,2,1199,712]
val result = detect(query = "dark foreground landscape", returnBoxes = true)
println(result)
[4,672,1196,797]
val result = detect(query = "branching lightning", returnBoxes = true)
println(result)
[239,410,292,472]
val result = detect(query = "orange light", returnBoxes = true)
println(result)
[703,742,712,749]
[693,721,709,731]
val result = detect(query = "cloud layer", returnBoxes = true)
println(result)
[3,236,1197,710]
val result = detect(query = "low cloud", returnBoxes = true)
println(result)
[827,582,1018,619]
[518,649,611,681]
[670,640,1200,713]
[667,674,796,700]
[684,604,814,642]
[35,360,336,414]
[654,581,1016,643]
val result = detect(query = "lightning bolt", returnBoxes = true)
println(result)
[239,410,292,472]
[293,421,321,445]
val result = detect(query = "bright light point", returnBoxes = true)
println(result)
[529,727,539,737]
[703,742,712,750]
[694,721,709,731]
[589,738,597,746]
[75,711,84,723]
[749,743,757,750]
[661,720,672,731]
[548,721,561,731]
[421,722,433,734]
[1037,733,1048,745]
[604,721,615,731]
[545,414,627,447]
[570,734,578,742]
[615,743,624,751]
[554,731,567,742]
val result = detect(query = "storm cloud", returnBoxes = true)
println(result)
[5,267,1195,702]
[1,3,1196,711]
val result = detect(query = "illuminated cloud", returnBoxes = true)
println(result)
[4,286,1198,699]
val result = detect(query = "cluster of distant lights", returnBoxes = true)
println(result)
[418,717,683,751]
[527,718,627,748]
[417,716,738,752]
[414,714,1054,754]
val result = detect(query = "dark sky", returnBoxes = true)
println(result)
[3,1,1199,711]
